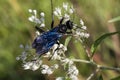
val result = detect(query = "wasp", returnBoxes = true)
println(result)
[32,0,74,56]
[32,18,73,55]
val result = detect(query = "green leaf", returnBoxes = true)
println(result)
[111,76,120,80]
[90,31,120,57]
[108,16,120,23]
[64,36,72,47]
[98,74,103,80]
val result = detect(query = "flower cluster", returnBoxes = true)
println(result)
[23,59,42,71]
[54,2,74,22]
[17,2,90,80]
[56,58,79,80]
[28,9,45,27]
[41,64,59,75]
[43,43,67,60]
[73,19,90,42]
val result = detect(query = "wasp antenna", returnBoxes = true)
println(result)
[60,17,64,24]
[51,0,54,29]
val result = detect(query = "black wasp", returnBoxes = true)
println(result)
[32,0,74,56]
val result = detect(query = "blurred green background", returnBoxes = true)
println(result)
[0,0,120,80]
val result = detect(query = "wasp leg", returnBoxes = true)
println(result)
[51,20,54,29]
[48,41,60,60]
[35,26,45,33]
[66,31,72,34]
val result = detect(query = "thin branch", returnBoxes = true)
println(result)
[98,65,120,72]
[71,59,120,72]
[86,68,100,80]
[71,59,92,64]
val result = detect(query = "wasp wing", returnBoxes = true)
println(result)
[32,28,62,54]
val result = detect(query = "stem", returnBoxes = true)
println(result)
[71,59,96,66]
[86,68,100,80]
[71,59,120,72]
[98,65,120,72]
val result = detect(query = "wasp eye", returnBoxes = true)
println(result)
[66,20,73,29]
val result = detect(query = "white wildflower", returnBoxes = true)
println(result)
[36,31,40,36]
[56,77,64,80]
[23,60,42,71]
[51,51,61,60]
[40,23,45,27]
[69,8,74,14]
[80,19,84,26]
[28,16,35,22]
[54,64,59,69]
[19,44,24,48]
[28,9,32,13]
[54,7,61,16]
[69,75,79,80]
[61,58,70,65]
[43,52,51,57]
[63,3,68,11]
[33,9,37,16]
[23,62,33,70]
[67,65,79,80]
[41,64,57,75]
[40,12,45,17]
[41,64,49,69]
[16,57,20,60]
[64,13,70,20]
[41,69,47,74]
[47,68,53,74]
[84,33,90,38]
[81,25,87,30]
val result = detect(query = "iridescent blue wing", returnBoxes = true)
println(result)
[32,27,62,54]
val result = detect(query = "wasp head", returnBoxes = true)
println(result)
[58,20,73,33]
[66,20,73,30]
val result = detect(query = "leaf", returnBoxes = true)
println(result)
[108,16,120,23]
[111,76,120,80]
[90,31,120,57]
[64,36,72,47]
[98,74,103,80]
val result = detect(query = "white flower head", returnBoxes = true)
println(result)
[28,9,45,29]
[47,68,53,74]
[63,2,68,11]
[54,2,74,21]
[28,9,32,13]
[40,23,45,27]
[56,77,64,80]
[67,65,79,80]
[23,60,42,71]
[69,8,74,14]
[80,19,84,26]
[40,12,45,17]
[69,75,79,80]
[19,44,24,48]
[53,64,59,69]
[41,69,47,74]
[16,57,20,60]
[36,31,40,36]
[41,64,57,75]
[56,8,62,15]
[33,9,37,16]
[81,26,87,30]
